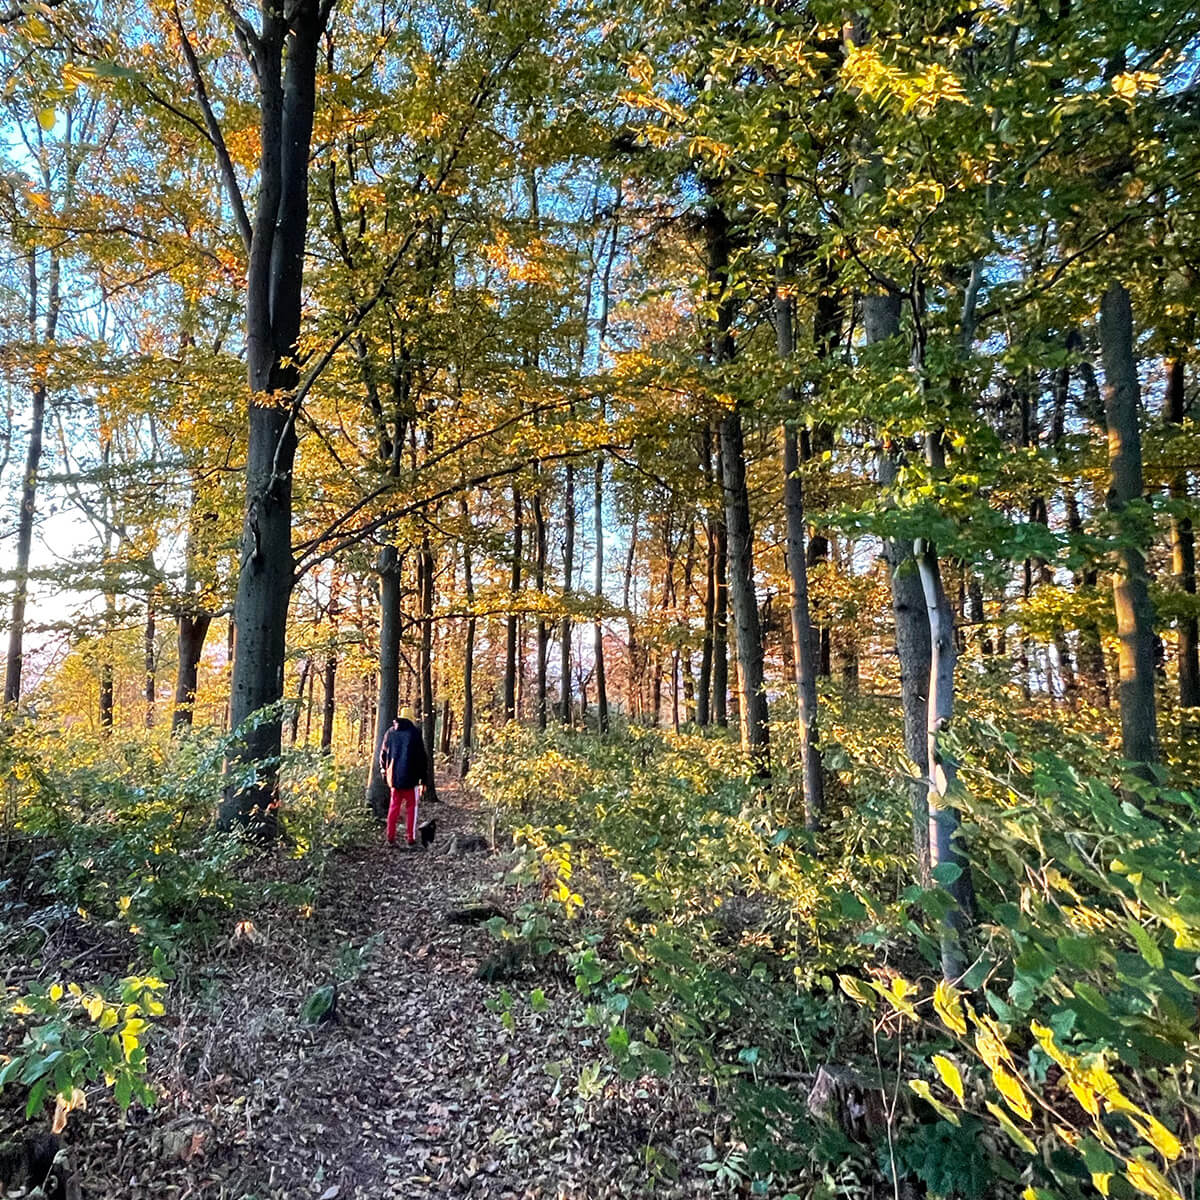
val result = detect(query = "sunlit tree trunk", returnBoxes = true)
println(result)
[1166,355,1199,713]
[1100,281,1158,768]
[366,545,401,816]
[221,0,331,834]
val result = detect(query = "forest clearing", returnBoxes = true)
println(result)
[1,0,1200,1196]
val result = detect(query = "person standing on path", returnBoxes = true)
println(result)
[379,706,428,847]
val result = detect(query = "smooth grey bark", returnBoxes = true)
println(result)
[704,202,768,757]
[868,287,932,880]
[366,546,401,817]
[719,411,770,763]
[5,247,60,707]
[776,274,823,827]
[503,486,523,721]
[1166,355,1199,712]
[559,461,575,723]
[221,0,331,833]
[1099,281,1159,767]
[915,534,969,981]
[419,536,438,802]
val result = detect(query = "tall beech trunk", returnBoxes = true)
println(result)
[419,537,438,802]
[1099,281,1158,767]
[503,486,523,721]
[173,610,212,732]
[366,545,401,817]
[713,499,729,728]
[719,412,770,762]
[705,203,767,758]
[221,0,330,834]
[870,288,932,879]
[5,248,60,707]
[533,482,549,729]
[144,601,156,728]
[462,501,477,775]
[776,265,823,827]
[1166,355,1199,712]
[320,651,336,751]
[915,534,969,981]
[99,593,116,730]
[593,453,609,732]
[560,462,575,723]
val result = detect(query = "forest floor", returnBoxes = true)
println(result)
[57,775,730,1200]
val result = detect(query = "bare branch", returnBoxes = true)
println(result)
[172,1,253,256]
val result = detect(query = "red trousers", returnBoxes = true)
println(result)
[387,787,419,844]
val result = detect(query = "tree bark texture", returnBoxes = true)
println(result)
[1099,281,1158,767]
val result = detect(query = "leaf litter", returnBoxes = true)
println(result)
[3,777,736,1198]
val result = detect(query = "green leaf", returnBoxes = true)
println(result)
[931,862,963,885]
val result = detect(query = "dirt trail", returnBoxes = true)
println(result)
[69,778,718,1200]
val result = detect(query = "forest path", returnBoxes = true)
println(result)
[74,775,712,1200]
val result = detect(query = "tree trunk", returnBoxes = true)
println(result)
[720,411,770,764]
[593,453,609,732]
[533,481,549,730]
[144,600,157,728]
[504,486,523,721]
[1166,355,1199,712]
[560,461,575,723]
[419,536,438,802]
[5,248,60,708]
[462,499,476,775]
[868,288,932,879]
[713,500,729,728]
[366,546,401,817]
[173,610,212,732]
[777,267,823,827]
[1099,281,1158,767]
[320,651,336,752]
[221,1,329,834]
[99,593,116,730]
[915,537,970,981]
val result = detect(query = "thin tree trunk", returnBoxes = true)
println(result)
[462,499,476,775]
[420,536,438,802]
[144,600,156,728]
[1166,355,1199,712]
[5,248,60,707]
[777,259,823,827]
[366,546,401,816]
[320,651,336,752]
[720,411,770,763]
[593,453,609,732]
[915,537,969,981]
[504,486,523,721]
[560,461,575,723]
[713,495,729,729]
[533,481,549,730]
[1100,281,1158,767]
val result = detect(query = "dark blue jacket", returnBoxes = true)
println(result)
[380,718,428,790]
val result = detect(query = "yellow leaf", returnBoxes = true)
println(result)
[1125,1158,1184,1200]
[932,1054,964,1103]
[992,1063,1033,1122]
[985,1101,1037,1154]
[909,1079,960,1126]
[37,108,56,131]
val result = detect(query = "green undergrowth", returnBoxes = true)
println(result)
[472,708,1200,1200]
[0,713,372,1132]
